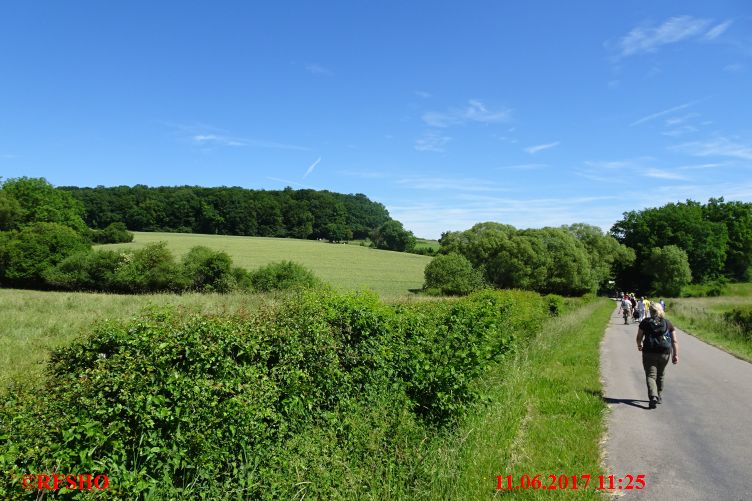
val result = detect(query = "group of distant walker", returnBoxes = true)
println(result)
[617,293,664,325]
[617,292,678,410]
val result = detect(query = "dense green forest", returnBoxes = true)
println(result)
[60,184,394,242]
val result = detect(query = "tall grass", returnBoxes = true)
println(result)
[667,297,752,362]
[410,298,613,499]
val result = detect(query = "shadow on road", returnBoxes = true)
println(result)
[603,397,651,410]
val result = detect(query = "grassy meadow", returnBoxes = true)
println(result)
[0,289,273,390]
[667,283,752,362]
[99,232,432,298]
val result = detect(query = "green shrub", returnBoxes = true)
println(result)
[0,289,551,499]
[681,278,729,297]
[544,294,565,316]
[250,260,323,292]
[423,252,485,295]
[0,222,90,288]
[181,246,236,292]
[43,249,123,290]
[112,242,186,292]
[370,220,416,252]
[723,307,752,340]
[90,222,134,244]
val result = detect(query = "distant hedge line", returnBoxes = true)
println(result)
[1,288,555,499]
[0,220,321,293]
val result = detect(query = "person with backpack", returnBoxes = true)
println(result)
[621,296,632,325]
[636,303,679,409]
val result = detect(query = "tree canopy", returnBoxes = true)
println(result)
[437,222,631,296]
[610,198,751,291]
[60,185,393,241]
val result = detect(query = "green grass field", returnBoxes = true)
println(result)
[0,289,273,390]
[667,284,752,362]
[99,232,432,298]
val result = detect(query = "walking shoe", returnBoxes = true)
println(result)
[649,397,657,409]
[656,394,662,404]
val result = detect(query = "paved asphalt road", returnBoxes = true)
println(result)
[601,303,752,500]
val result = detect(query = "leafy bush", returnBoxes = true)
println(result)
[112,242,187,292]
[681,278,728,297]
[90,222,134,244]
[43,249,123,290]
[370,220,416,252]
[0,222,90,287]
[250,261,323,292]
[0,289,549,499]
[644,245,692,297]
[723,307,752,340]
[423,252,485,295]
[0,177,87,233]
[180,246,235,292]
[544,294,565,316]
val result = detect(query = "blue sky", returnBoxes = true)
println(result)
[1,1,751,238]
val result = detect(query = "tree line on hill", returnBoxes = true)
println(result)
[60,184,397,243]
[0,177,375,292]
[424,198,752,298]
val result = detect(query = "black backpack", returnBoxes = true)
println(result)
[643,319,672,353]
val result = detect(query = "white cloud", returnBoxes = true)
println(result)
[630,100,701,126]
[193,134,246,147]
[617,16,713,57]
[386,195,621,239]
[525,141,560,154]
[265,177,318,189]
[303,157,321,178]
[665,113,699,126]
[414,90,432,99]
[584,160,631,170]
[496,163,547,171]
[338,169,390,179]
[395,176,507,192]
[672,137,752,160]
[704,20,733,40]
[676,162,725,171]
[422,100,510,128]
[170,122,310,151]
[643,168,688,180]
[191,133,309,151]
[662,125,699,137]
[305,63,333,76]
[414,131,451,152]
[724,63,744,72]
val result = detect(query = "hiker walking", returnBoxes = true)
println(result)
[629,294,637,323]
[636,303,679,409]
[636,297,646,321]
[621,296,632,325]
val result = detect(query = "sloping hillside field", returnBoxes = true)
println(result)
[99,232,431,298]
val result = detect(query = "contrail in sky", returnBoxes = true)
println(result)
[304,157,321,178]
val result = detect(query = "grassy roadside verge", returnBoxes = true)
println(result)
[413,298,613,499]
[667,298,752,362]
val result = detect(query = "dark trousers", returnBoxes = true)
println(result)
[642,351,670,400]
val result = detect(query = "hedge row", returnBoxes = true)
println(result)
[0,221,321,294]
[0,288,549,499]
